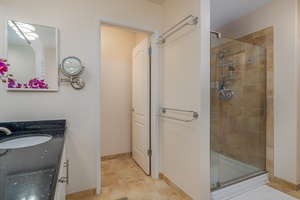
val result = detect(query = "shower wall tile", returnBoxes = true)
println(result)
[243,85,266,108]
[266,70,274,98]
[267,46,274,69]
[242,130,260,155]
[226,85,243,107]
[238,33,254,43]
[266,122,274,148]
[266,146,274,171]
[225,148,243,161]
[266,97,274,124]
[243,107,265,133]
[238,27,274,175]
[253,35,267,47]
[223,127,242,149]
[221,106,243,129]
[243,62,266,85]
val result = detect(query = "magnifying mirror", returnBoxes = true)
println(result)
[61,57,84,77]
[60,56,85,89]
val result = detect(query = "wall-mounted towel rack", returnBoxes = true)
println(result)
[157,14,199,45]
[157,107,198,122]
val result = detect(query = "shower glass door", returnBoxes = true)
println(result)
[210,33,266,190]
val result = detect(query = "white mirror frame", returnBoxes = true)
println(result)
[5,19,58,92]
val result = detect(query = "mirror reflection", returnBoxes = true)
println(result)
[6,20,58,91]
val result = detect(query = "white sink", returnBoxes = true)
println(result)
[0,135,52,149]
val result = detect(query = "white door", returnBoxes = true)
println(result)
[132,37,151,175]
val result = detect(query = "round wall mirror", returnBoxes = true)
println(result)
[60,56,85,89]
[61,57,84,77]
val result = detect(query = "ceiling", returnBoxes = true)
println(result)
[145,0,277,30]
[211,0,277,30]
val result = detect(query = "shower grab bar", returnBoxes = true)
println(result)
[157,14,199,44]
[157,107,198,122]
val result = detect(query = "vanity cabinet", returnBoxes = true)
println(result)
[54,145,68,200]
[0,120,67,200]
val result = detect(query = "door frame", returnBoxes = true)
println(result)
[96,17,159,194]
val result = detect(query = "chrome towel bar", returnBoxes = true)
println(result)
[157,14,199,44]
[157,107,198,122]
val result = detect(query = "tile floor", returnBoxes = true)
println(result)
[79,157,184,200]
[75,156,300,200]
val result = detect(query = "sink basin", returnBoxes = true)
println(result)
[0,134,52,149]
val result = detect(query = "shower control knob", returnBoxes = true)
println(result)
[224,90,233,100]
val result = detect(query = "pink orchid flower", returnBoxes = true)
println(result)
[0,59,8,76]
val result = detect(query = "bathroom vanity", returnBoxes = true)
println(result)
[0,120,67,200]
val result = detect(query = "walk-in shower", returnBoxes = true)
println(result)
[210,31,267,195]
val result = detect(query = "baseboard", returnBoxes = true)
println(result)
[273,176,300,191]
[66,188,96,200]
[159,173,193,200]
[101,152,132,161]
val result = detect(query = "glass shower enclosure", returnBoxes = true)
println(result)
[210,33,267,190]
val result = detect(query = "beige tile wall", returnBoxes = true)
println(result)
[238,27,274,179]
[210,27,274,174]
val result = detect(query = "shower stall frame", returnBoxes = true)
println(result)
[210,30,268,199]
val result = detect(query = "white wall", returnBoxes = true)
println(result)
[217,0,299,184]
[0,0,162,194]
[297,0,300,184]
[100,26,135,156]
[159,0,210,199]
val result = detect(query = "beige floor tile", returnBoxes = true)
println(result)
[115,167,144,183]
[129,190,163,200]
[121,179,156,198]
[101,162,113,174]
[100,184,127,200]
[101,172,119,187]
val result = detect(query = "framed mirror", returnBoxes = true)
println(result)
[5,19,58,91]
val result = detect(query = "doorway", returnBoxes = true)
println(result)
[98,19,159,194]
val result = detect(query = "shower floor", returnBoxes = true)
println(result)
[210,151,269,200]
[211,151,261,188]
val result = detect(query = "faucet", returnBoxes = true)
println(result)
[0,127,12,135]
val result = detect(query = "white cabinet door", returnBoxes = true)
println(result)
[54,145,67,200]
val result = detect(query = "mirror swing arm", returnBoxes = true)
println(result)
[60,56,85,90]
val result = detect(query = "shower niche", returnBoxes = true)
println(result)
[210,33,267,191]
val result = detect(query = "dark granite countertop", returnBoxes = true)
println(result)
[0,120,67,200]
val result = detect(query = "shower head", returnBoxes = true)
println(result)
[217,48,231,59]
[217,51,225,59]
